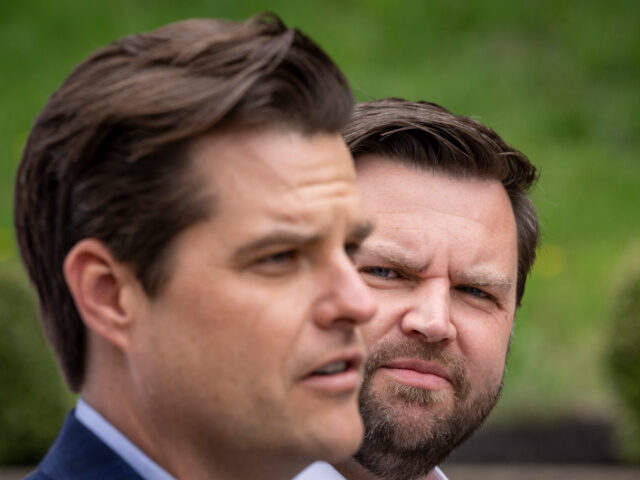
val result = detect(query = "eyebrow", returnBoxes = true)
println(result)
[357,243,428,273]
[358,243,514,291]
[348,219,375,243]
[233,229,323,260]
[233,219,374,260]
[455,270,513,293]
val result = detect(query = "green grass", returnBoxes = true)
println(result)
[1,0,639,435]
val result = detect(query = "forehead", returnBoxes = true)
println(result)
[191,126,356,177]
[356,155,511,225]
[355,155,517,280]
[187,127,362,233]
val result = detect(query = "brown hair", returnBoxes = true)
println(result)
[14,12,354,391]
[344,98,539,306]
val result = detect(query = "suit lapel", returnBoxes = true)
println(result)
[37,410,144,480]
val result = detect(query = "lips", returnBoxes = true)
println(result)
[378,359,452,391]
[300,349,364,393]
[312,360,350,375]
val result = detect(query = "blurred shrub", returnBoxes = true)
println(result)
[0,274,74,465]
[608,247,640,463]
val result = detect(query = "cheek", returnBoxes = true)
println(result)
[212,282,314,376]
[457,316,512,383]
[153,283,282,370]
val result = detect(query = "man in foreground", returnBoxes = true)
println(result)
[14,14,377,480]
[295,98,539,480]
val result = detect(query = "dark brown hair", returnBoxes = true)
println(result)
[344,98,539,306]
[14,13,354,391]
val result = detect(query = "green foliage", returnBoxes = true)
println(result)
[609,250,640,462]
[0,274,74,465]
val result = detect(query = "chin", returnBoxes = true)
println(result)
[314,412,364,463]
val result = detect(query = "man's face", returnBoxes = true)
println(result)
[351,156,518,479]
[129,129,377,471]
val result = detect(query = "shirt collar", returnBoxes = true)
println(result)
[292,461,449,480]
[75,398,176,480]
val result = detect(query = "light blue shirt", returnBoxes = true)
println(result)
[292,461,448,480]
[75,398,176,480]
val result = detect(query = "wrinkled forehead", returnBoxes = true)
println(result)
[355,154,514,228]
[355,154,518,276]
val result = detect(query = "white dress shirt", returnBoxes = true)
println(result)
[292,461,448,480]
[75,398,175,480]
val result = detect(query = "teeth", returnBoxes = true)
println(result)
[314,361,348,375]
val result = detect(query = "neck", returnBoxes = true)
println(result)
[82,341,307,480]
[82,388,305,480]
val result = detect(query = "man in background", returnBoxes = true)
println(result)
[295,98,539,480]
[14,14,377,480]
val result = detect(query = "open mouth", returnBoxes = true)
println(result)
[301,353,363,393]
[311,360,351,376]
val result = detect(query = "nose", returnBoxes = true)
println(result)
[313,253,377,329]
[400,280,456,343]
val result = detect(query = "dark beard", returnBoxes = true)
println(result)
[353,342,503,480]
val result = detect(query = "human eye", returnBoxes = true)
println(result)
[359,266,401,280]
[260,250,297,264]
[457,285,494,301]
[252,249,299,275]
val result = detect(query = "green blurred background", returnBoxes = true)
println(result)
[1,0,639,465]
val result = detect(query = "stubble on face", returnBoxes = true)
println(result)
[354,341,503,480]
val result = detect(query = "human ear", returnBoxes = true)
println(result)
[63,238,139,351]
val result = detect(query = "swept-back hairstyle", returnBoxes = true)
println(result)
[14,13,353,391]
[344,98,539,306]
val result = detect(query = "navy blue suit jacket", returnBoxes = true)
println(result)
[24,410,144,480]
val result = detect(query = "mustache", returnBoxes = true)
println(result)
[363,341,470,398]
